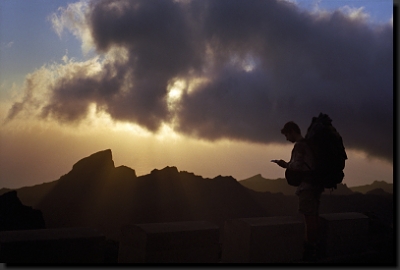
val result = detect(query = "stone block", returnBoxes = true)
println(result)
[221,216,305,263]
[118,221,220,263]
[319,212,369,257]
[0,227,106,263]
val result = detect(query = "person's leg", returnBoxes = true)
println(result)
[304,214,319,244]
[299,189,322,260]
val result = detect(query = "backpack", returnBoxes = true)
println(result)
[304,113,348,189]
[285,165,313,187]
[284,113,347,189]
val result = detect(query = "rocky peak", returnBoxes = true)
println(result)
[71,149,114,175]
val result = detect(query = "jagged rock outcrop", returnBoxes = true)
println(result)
[71,149,115,177]
[0,190,45,231]
[33,150,137,236]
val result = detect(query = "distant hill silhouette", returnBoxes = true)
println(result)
[0,181,58,208]
[349,181,393,194]
[239,174,296,195]
[2,149,393,243]
[239,174,354,195]
[0,188,12,195]
[366,188,392,196]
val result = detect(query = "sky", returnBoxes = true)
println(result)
[0,0,394,189]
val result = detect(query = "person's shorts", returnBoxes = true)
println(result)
[298,189,322,216]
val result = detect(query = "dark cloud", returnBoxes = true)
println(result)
[177,0,393,163]
[7,0,393,162]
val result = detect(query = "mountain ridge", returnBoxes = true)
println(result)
[1,151,391,195]
[349,180,393,194]
[239,174,355,196]
[17,149,268,240]
[0,149,393,242]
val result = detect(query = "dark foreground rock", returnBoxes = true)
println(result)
[0,190,45,231]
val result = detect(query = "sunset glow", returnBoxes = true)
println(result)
[0,0,393,190]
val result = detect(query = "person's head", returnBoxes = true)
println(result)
[281,121,302,143]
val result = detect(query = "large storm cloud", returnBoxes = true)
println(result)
[6,0,393,162]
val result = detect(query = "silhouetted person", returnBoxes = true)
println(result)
[273,121,323,261]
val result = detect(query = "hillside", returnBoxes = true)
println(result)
[239,174,354,195]
[239,174,296,195]
[349,181,393,194]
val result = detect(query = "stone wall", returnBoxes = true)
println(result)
[0,227,105,263]
[319,212,369,257]
[221,216,305,263]
[118,221,220,263]
[0,212,370,263]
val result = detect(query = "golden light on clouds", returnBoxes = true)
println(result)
[166,79,185,112]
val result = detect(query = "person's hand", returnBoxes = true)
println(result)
[276,160,287,168]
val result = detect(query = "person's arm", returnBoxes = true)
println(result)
[276,160,287,168]
[287,142,309,171]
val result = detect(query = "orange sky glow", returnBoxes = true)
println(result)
[0,109,392,189]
